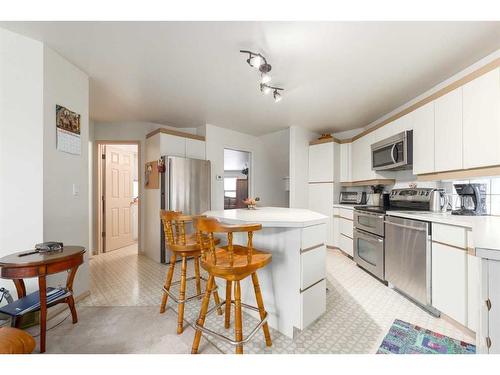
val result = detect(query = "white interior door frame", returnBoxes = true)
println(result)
[95,140,141,255]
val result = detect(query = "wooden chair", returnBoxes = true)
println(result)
[159,210,222,334]
[191,217,272,354]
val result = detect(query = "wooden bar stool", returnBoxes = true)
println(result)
[159,210,222,334]
[191,217,272,354]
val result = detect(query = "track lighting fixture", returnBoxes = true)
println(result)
[240,49,284,102]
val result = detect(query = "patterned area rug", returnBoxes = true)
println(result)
[377,319,476,354]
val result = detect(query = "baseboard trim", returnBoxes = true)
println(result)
[46,290,91,321]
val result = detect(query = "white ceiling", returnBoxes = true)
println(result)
[2,22,499,136]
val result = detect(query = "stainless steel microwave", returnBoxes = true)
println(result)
[371,130,413,171]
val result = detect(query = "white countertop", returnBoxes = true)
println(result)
[386,211,500,252]
[333,203,357,210]
[204,207,328,228]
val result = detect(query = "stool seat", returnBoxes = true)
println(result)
[0,327,36,354]
[202,245,271,281]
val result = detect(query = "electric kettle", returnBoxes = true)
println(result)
[429,189,449,212]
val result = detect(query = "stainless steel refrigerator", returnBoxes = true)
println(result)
[160,156,211,263]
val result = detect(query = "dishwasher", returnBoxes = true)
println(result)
[384,215,439,316]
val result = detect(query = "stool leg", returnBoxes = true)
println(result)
[191,275,215,354]
[194,256,202,295]
[224,280,232,328]
[177,256,188,334]
[251,272,272,347]
[160,253,176,313]
[234,280,243,354]
[213,288,223,316]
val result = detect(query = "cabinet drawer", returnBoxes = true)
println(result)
[339,218,353,238]
[339,208,353,220]
[301,224,326,250]
[432,223,467,249]
[300,279,326,329]
[339,234,353,257]
[301,245,326,290]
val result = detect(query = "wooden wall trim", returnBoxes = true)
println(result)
[316,58,500,145]
[309,136,341,145]
[417,165,500,182]
[146,127,205,141]
[340,179,395,187]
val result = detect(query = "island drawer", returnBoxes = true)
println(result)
[300,279,326,329]
[301,244,326,290]
[301,224,326,250]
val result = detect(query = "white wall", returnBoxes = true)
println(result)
[289,126,319,208]
[0,28,44,297]
[92,121,197,253]
[205,124,290,211]
[42,47,90,297]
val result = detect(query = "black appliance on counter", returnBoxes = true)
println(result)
[339,191,367,205]
[452,183,487,216]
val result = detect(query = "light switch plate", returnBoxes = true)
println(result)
[73,184,80,196]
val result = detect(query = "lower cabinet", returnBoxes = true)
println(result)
[300,279,326,329]
[339,233,353,257]
[432,242,468,325]
[479,258,500,354]
[308,183,334,246]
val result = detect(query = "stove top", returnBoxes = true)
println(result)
[354,205,432,214]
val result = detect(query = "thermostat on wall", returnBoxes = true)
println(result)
[216,175,223,181]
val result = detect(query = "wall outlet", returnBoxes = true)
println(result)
[72,184,80,196]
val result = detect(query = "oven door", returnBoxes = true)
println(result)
[353,210,385,237]
[353,228,385,280]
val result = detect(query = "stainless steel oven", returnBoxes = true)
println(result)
[353,210,384,237]
[353,228,385,280]
[371,130,413,171]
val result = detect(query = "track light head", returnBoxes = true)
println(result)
[273,89,282,103]
[260,72,272,84]
[260,83,271,95]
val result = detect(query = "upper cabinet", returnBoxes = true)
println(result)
[185,138,206,160]
[308,142,334,182]
[463,68,500,169]
[340,143,352,183]
[434,87,463,172]
[161,133,187,157]
[412,101,435,175]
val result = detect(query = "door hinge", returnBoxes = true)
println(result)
[486,299,492,311]
[102,231,106,238]
[102,153,106,159]
[486,337,492,349]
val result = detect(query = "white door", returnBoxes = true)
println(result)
[434,87,463,172]
[412,101,435,174]
[105,145,135,251]
[463,68,500,169]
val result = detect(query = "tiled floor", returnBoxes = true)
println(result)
[62,243,475,354]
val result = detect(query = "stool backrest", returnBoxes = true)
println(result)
[160,210,207,248]
[195,217,262,265]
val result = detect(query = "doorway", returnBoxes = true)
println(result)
[223,148,251,209]
[96,142,140,254]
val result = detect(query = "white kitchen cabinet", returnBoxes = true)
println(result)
[308,183,334,246]
[412,101,435,175]
[185,138,206,160]
[339,234,353,257]
[340,143,352,182]
[351,133,377,182]
[480,258,500,353]
[432,242,468,325]
[308,142,334,182]
[300,245,326,290]
[332,208,340,248]
[468,253,480,332]
[463,68,500,169]
[161,133,186,157]
[434,87,463,172]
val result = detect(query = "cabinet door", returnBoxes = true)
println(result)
[412,101,435,174]
[161,134,186,157]
[463,68,500,169]
[467,254,480,332]
[488,259,500,353]
[185,138,206,160]
[432,242,467,325]
[308,143,334,182]
[434,88,463,172]
[308,183,333,246]
[340,143,352,182]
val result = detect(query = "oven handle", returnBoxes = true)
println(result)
[384,220,427,232]
[354,211,385,219]
[354,228,384,242]
[391,144,398,164]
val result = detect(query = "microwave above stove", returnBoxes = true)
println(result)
[371,130,413,171]
[339,191,367,205]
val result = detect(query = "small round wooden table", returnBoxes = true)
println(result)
[0,246,85,353]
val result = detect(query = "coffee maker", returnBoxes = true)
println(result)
[452,183,487,216]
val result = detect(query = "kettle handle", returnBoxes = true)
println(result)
[441,192,449,212]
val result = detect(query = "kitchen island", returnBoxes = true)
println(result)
[204,207,328,338]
